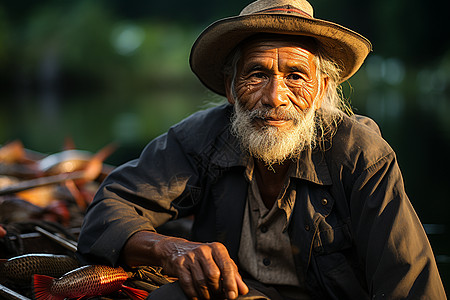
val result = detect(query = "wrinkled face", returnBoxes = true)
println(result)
[227,36,329,165]
[227,36,327,126]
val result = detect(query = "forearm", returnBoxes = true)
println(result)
[121,230,182,270]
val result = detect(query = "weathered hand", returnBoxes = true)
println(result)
[157,237,249,299]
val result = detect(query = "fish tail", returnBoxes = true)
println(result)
[121,285,150,300]
[33,274,61,300]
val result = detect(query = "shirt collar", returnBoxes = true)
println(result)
[293,149,332,185]
[246,161,297,232]
[210,126,332,186]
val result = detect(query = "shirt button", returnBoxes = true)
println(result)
[321,198,328,205]
[304,224,310,231]
[263,258,271,266]
[260,226,268,233]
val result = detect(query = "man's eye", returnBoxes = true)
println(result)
[287,73,303,80]
[250,72,266,79]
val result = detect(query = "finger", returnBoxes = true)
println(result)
[197,247,222,293]
[221,261,238,299]
[178,270,199,299]
[209,243,239,299]
[190,261,212,299]
[227,259,248,296]
[175,257,200,299]
[235,272,249,296]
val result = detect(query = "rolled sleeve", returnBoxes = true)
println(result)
[77,127,201,265]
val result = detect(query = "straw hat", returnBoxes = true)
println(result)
[190,0,372,96]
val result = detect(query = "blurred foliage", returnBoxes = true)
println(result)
[0,0,450,289]
[0,0,217,158]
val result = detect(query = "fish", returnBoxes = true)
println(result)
[0,254,79,284]
[33,265,149,300]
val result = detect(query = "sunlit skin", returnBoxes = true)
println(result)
[226,36,329,208]
[226,36,328,131]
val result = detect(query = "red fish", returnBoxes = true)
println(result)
[33,265,148,300]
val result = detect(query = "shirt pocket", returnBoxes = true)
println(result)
[315,223,352,254]
[313,251,370,299]
[312,220,369,299]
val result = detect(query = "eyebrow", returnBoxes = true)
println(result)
[241,58,311,74]
[288,65,309,74]
[242,62,266,74]
[287,61,311,74]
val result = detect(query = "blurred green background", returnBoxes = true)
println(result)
[1,0,449,293]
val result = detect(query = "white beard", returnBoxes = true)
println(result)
[231,101,317,166]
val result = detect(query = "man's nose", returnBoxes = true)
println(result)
[262,77,290,108]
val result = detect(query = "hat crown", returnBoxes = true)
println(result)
[240,0,314,17]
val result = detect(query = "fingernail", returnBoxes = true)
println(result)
[228,291,236,299]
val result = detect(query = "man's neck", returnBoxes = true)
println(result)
[254,159,292,209]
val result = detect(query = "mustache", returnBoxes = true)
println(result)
[241,106,305,123]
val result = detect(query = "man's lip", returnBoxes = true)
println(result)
[255,117,290,127]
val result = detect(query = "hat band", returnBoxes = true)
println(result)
[257,6,312,18]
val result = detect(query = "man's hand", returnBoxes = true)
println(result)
[122,231,249,299]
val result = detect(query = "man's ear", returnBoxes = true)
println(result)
[224,76,235,105]
[314,75,329,109]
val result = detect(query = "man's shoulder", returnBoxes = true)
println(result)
[170,102,232,148]
[329,114,394,168]
[176,103,231,128]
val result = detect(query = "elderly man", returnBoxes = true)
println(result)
[77,0,446,299]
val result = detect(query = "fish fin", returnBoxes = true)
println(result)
[33,274,61,300]
[121,285,150,300]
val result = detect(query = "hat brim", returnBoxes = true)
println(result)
[190,13,372,96]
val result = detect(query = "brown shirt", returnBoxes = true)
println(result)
[78,105,446,299]
[238,160,311,299]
